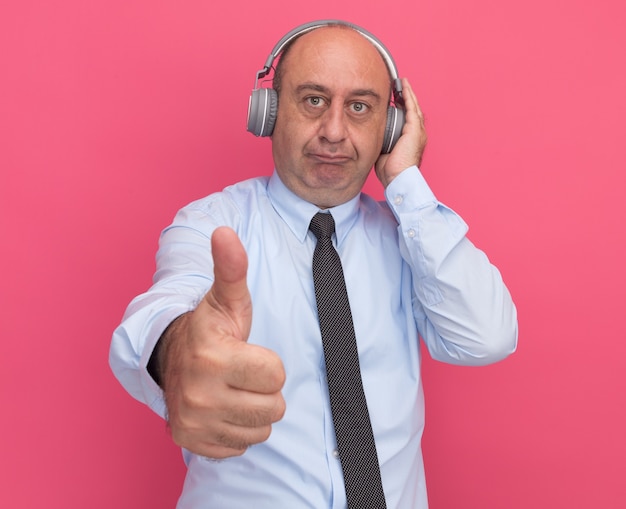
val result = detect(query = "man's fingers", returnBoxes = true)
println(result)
[400,78,427,166]
[170,424,270,459]
[168,383,286,458]
[225,343,287,394]
[401,78,425,129]
[221,388,286,428]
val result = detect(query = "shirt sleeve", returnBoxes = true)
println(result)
[108,203,219,418]
[385,165,518,366]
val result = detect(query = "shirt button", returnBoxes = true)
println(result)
[332,449,340,458]
[393,195,403,205]
[407,228,416,238]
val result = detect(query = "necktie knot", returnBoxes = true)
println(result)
[309,212,335,241]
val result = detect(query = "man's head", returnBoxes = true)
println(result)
[269,25,394,208]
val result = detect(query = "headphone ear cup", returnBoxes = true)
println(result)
[382,106,406,154]
[247,88,278,137]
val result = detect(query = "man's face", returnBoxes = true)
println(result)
[271,27,391,208]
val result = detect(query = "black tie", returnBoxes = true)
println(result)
[309,212,387,509]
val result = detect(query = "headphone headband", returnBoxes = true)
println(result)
[253,19,402,99]
[247,19,406,153]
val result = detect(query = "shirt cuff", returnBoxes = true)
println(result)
[384,165,437,217]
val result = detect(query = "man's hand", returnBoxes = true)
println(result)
[159,227,286,459]
[375,77,428,187]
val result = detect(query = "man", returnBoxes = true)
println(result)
[110,20,517,508]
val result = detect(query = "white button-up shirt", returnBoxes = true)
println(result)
[110,165,517,508]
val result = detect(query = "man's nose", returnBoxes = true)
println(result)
[318,103,348,143]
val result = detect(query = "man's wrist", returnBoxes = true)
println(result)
[147,313,189,388]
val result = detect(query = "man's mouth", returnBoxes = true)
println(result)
[308,153,352,164]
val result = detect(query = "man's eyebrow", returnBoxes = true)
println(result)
[350,89,382,100]
[295,83,331,95]
[295,83,382,100]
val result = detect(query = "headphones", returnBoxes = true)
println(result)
[246,20,405,154]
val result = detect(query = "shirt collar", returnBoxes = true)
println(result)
[267,170,361,246]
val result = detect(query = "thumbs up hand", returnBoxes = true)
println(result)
[158,227,286,459]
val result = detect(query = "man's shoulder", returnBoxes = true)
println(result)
[184,175,270,210]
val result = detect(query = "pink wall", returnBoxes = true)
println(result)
[2,1,625,507]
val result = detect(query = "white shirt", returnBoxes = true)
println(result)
[110,165,517,508]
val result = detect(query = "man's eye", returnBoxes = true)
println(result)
[350,102,368,113]
[306,97,325,107]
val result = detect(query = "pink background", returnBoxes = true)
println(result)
[2,0,625,507]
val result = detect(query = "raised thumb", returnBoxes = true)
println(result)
[207,227,251,330]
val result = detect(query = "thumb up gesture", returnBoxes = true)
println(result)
[157,227,286,459]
